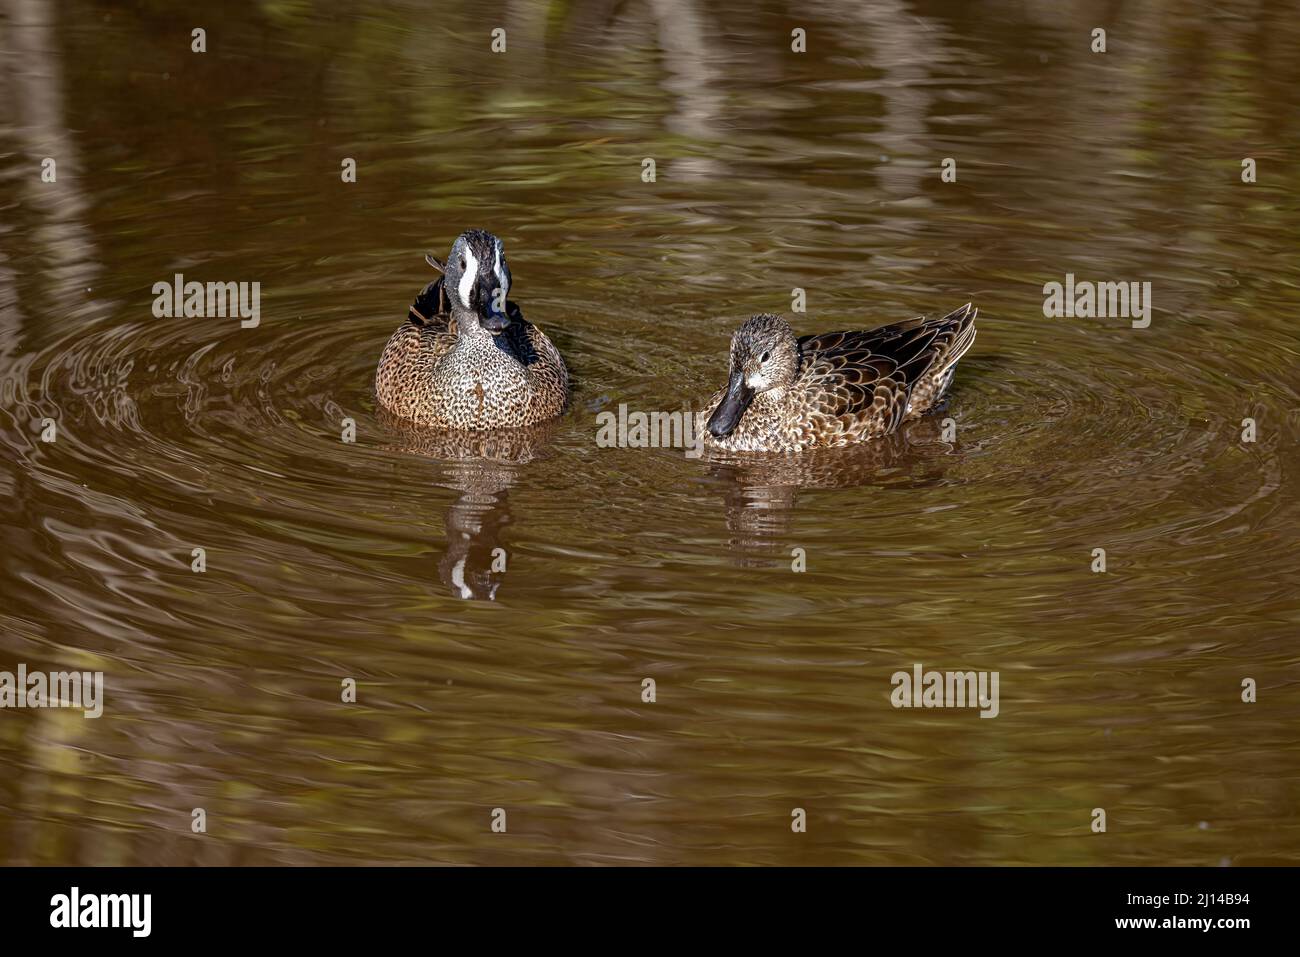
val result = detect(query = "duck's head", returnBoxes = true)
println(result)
[431,229,512,334]
[707,314,799,438]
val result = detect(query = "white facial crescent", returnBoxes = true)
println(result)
[494,239,508,300]
[459,245,478,307]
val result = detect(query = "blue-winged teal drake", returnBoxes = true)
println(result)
[701,303,977,452]
[375,230,569,429]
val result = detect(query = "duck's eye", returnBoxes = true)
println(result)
[459,257,466,271]
[760,350,771,364]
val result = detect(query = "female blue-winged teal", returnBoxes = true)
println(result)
[701,303,977,452]
[375,230,569,429]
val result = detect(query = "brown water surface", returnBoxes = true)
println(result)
[1,0,1298,865]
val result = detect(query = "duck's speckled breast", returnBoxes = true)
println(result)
[375,315,568,430]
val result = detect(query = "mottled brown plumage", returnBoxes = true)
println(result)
[375,230,569,429]
[701,303,977,452]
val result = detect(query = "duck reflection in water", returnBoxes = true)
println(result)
[704,414,961,565]
[378,411,560,600]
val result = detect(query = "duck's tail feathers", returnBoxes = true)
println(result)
[929,302,977,398]
[937,302,977,367]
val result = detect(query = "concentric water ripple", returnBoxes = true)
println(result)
[1,0,1298,866]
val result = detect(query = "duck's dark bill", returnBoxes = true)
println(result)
[707,373,754,437]
[480,311,511,332]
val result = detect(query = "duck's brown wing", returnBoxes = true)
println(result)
[406,276,456,335]
[798,303,977,435]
